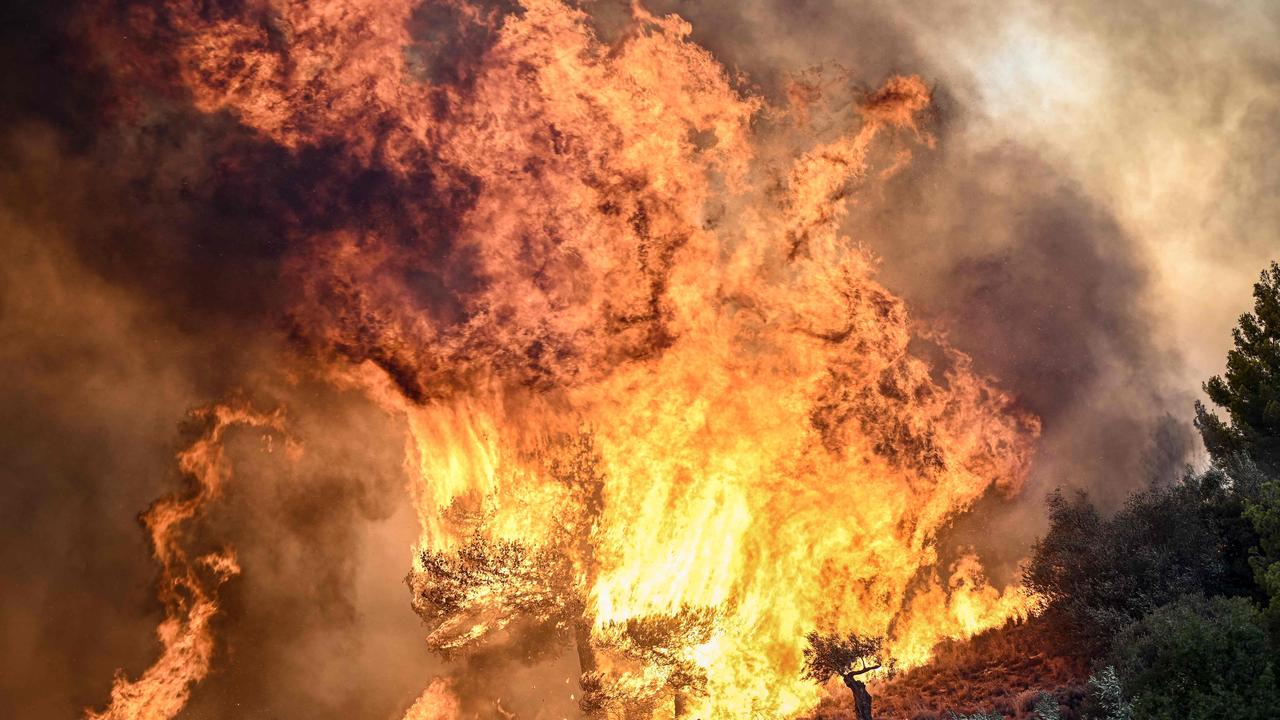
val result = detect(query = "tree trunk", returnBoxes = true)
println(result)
[575,617,603,717]
[574,617,598,673]
[842,674,873,720]
[673,691,688,718]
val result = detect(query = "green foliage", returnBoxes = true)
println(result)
[1024,481,1225,647]
[1188,463,1269,600]
[1083,666,1131,720]
[1197,261,1280,473]
[802,630,885,682]
[1107,595,1279,720]
[1245,475,1280,647]
[1031,692,1061,720]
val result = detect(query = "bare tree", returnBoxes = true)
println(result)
[802,631,886,720]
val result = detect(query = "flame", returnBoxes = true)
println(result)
[86,404,287,720]
[88,1,1042,717]
[403,679,461,720]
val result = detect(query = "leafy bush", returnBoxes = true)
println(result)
[1082,666,1130,720]
[1024,481,1225,648]
[1107,595,1279,720]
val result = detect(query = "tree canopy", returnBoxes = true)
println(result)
[1107,595,1279,720]
[1197,262,1280,473]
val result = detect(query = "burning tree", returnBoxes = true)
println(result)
[803,631,889,720]
[407,430,718,717]
[406,430,605,702]
[591,605,718,718]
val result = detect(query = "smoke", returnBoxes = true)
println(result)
[1,0,1277,718]
[0,111,436,718]
[624,0,1279,529]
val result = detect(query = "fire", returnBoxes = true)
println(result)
[86,404,287,720]
[404,679,462,720]
[87,1,1040,717]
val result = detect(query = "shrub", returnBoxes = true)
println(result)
[1082,667,1130,720]
[1024,483,1224,649]
[1107,595,1279,720]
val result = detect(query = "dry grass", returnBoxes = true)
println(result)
[803,616,1090,719]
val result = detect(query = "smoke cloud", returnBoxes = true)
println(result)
[2,0,1277,717]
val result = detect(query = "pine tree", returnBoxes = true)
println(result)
[1197,261,1280,473]
[590,605,718,718]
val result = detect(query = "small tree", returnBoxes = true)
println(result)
[802,631,885,720]
[1196,261,1280,473]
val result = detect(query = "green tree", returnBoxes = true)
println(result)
[1107,595,1279,720]
[1245,477,1280,650]
[1194,260,1280,647]
[1197,261,1280,473]
[1024,483,1224,649]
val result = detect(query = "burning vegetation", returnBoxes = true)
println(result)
[6,0,1276,718]
[76,1,1042,717]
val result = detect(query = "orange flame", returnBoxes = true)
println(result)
[86,404,286,720]
[90,1,1042,717]
[403,679,461,720]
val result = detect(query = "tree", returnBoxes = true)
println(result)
[1196,261,1280,473]
[1244,476,1280,650]
[406,430,608,710]
[408,531,583,657]
[1106,595,1279,720]
[1023,483,1224,650]
[591,605,718,718]
[407,431,721,718]
[802,631,886,720]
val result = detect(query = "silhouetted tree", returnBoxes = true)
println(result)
[406,430,608,711]
[1196,261,1280,473]
[590,605,718,718]
[803,631,885,720]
